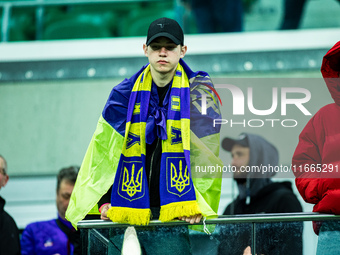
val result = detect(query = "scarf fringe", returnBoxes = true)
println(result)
[159,201,201,222]
[107,206,151,226]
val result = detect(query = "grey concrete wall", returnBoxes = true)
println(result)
[0,78,120,175]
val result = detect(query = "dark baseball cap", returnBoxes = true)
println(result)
[222,134,249,152]
[146,17,184,46]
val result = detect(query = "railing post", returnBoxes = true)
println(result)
[86,229,90,255]
[35,4,44,40]
[251,222,256,255]
[1,3,11,42]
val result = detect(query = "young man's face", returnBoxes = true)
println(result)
[143,36,187,75]
[56,179,74,220]
[231,144,250,181]
[0,158,8,190]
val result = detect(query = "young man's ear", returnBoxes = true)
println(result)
[143,44,148,57]
[1,175,9,188]
[180,45,187,58]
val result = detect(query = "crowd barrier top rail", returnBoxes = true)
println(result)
[77,213,340,229]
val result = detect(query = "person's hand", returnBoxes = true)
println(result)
[100,203,111,220]
[178,214,202,224]
[243,246,252,255]
[243,246,263,255]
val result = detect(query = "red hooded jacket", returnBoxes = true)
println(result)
[292,41,340,234]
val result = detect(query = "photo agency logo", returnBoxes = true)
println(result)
[201,80,313,128]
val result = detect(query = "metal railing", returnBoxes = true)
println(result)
[0,0,169,42]
[77,212,340,228]
[77,213,340,255]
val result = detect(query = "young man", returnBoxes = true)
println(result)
[0,155,21,255]
[66,17,222,254]
[218,133,303,255]
[21,166,80,255]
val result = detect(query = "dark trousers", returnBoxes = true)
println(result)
[280,0,307,30]
[191,0,243,33]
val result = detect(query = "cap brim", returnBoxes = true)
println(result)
[222,136,248,151]
[221,138,236,151]
[146,32,181,45]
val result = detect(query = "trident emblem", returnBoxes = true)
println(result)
[171,160,190,193]
[122,164,143,197]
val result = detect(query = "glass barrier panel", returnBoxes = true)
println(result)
[78,215,340,255]
[81,228,116,255]
[253,221,303,255]
[193,223,252,255]
[80,214,326,255]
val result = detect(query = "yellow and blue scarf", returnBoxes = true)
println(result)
[107,63,201,225]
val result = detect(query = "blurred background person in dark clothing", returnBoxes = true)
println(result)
[218,133,303,255]
[0,154,21,255]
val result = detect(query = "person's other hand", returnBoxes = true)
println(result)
[243,246,252,255]
[178,214,202,224]
[243,246,263,255]
[100,204,111,220]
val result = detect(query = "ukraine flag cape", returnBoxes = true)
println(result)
[66,59,222,229]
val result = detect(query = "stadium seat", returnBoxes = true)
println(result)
[43,4,118,39]
[8,7,35,41]
[42,18,111,40]
[65,4,119,35]
[118,7,176,37]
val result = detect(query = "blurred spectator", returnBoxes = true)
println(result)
[292,41,340,255]
[181,0,243,33]
[218,133,303,255]
[280,0,340,30]
[280,0,307,30]
[21,166,80,255]
[0,154,21,255]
